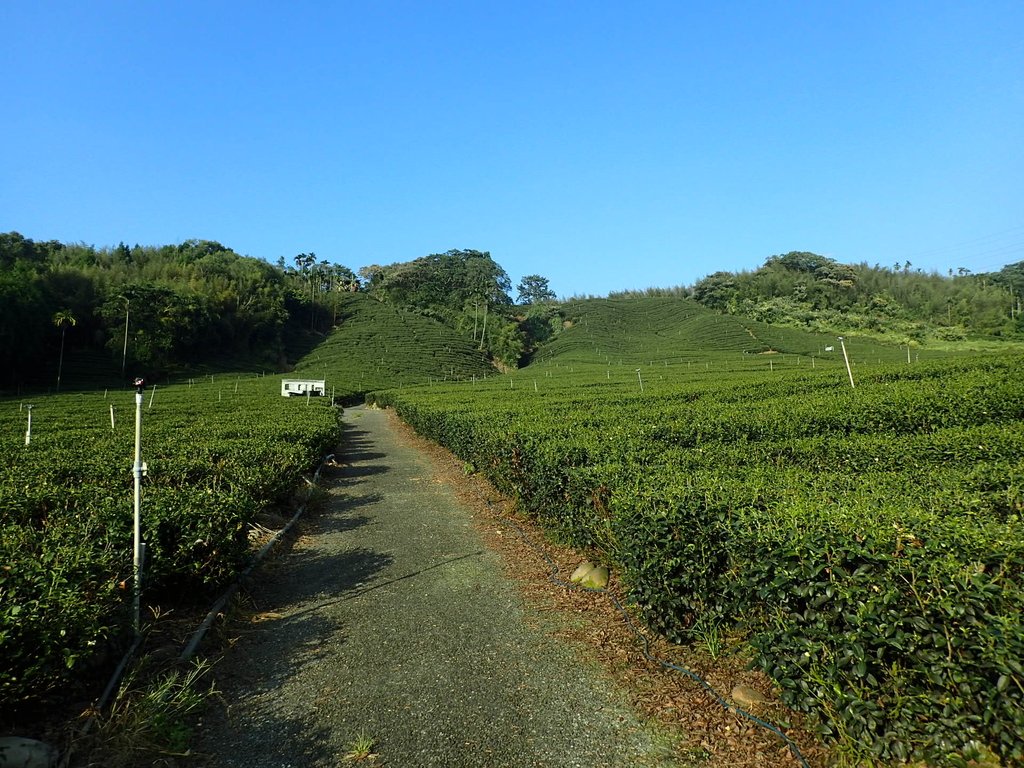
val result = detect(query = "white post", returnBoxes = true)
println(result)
[132,380,144,636]
[907,345,911,364]
[636,369,644,393]
[24,405,32,446]
[839,337,855,389]
[121,299,130,377]
[110,404,115,431]
[148,385,156,410]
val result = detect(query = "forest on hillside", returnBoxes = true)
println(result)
[0,234,552,390]
[0,233,310,389]
[4,231,1021,392]
[612,251,1024,343]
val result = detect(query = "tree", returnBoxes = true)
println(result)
[293,253,318,329]
[516,274,556,304]
[52,309,76,391]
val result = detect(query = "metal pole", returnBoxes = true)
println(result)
[132,379,144,636]
[839,337,855,389]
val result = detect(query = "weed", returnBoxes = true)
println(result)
[76,658,215,767]
[689,613,725,660]
[342,731,378,762]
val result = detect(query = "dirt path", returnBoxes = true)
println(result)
[197,405,683,767]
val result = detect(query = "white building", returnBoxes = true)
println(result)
[281,379,326,397]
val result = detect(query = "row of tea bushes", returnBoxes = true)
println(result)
[1,377,339,710]
[370,354,1023,764]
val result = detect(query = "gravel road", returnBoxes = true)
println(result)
[197,405,683,768]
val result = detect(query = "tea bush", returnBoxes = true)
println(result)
[0,377,339,710]
[370,353,1024,764]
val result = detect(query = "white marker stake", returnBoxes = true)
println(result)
[636,369,644,393]
[839,337,855,389]
[110,404,115,431]
[24,405,32,446]
[132,382,144,636]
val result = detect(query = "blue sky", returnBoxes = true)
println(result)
[2,2,1022,297]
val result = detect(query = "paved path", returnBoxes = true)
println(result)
[198,406,681,768]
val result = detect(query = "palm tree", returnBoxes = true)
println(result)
[53,309,77,392]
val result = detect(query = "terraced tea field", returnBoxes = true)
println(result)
[292,292,495,401]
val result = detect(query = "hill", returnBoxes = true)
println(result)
[290,292,496,402]
[531,296,922,374]
[684,250,1024,344]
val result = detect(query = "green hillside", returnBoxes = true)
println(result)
[291,294,958,402]
[530,296,925,374]
[290,292,496,402]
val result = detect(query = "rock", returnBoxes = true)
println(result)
[569,561,595,583]
[578,564,609,590]
[731,684,769,710]
[0,737,59,768]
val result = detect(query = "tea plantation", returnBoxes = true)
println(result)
[369,297,1024,766]
[291,292,495,402]
[0,294,500,716]
[4,292,1022,766]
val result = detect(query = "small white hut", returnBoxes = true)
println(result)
[281,379,326,397]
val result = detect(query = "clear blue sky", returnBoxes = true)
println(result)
[2,1,1022,297]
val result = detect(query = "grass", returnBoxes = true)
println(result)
[70,658,214,768]
[341,731,378,762]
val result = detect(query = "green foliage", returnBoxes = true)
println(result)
[290,293,495,402]
[689,251,1024,343]
[529,295,904,366]
[86,658,214,767]
[0,378,338,711]
[361,249,511,318]
[366,299,1024,764]
[516,274,556,304]
[0,232,295,389]
[355,249,525,365]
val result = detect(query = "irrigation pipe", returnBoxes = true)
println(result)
[179,453,334,662]
[62,451,335,765]
[486,500,813,768]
